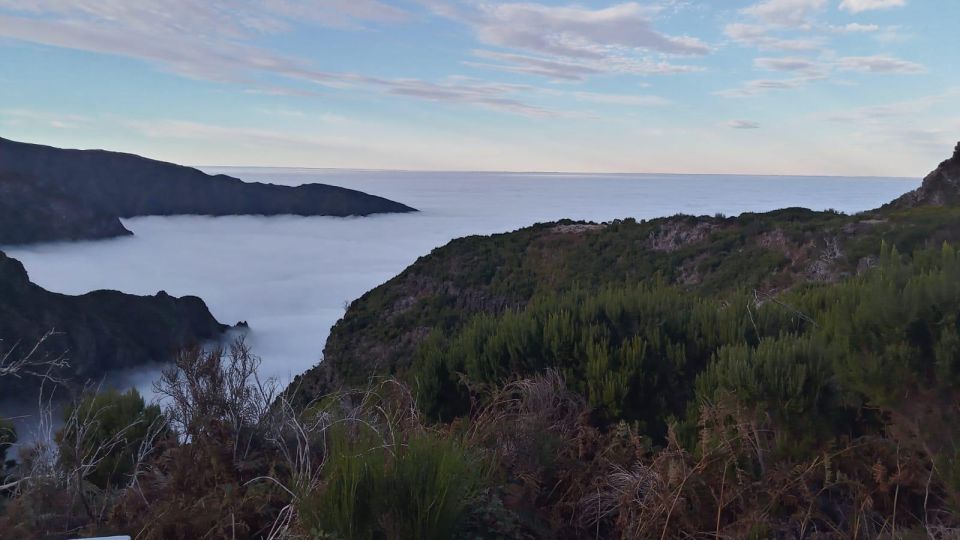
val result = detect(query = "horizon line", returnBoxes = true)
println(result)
[197,164,919,181]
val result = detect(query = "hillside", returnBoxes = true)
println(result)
[0,137,416,245]
[0,250,226,398]
[0,171,132,245]
[293,143,960,400]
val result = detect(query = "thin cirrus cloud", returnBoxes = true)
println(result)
[727,120,761,129]
[740,0,827,26]
[425,1,709,81]
[725,0,887,52]
[724,23,824,51]
[836,55,925,73]
[467,49,702,81]
[467,50,606,82]
[754,56,823,73]
[718,54,923,97]
[720,0,925,99]
[0,0,689,117]
[716,77,812,98]
[825,90,959,153]
[839,0,907,13]
[836,22,880,33]
[0,1,568,116]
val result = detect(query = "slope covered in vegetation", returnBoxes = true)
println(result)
[300,145,960,401]
[5,242,960,537]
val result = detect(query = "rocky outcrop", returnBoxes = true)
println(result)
[0,137,416,245]
[648,219,719,252]
[886,142,960,209]
[0,250,227,398]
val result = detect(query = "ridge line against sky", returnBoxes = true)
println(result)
[0,0,957,176]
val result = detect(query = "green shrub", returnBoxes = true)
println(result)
[301,423,485,540]
[57,388,164,489]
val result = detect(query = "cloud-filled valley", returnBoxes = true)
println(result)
[5,168,918,397]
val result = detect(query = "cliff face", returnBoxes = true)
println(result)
[0,250,227,398]
[290,142,960,402]
[0,137,416,245]
[886,142,960,209]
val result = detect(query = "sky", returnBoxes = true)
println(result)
[0,0,957,176]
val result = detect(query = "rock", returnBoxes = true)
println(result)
[648,219,717,252]
[885,141,960,209]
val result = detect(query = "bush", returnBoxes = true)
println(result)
[57,388,164,489]
[299,390,487,540]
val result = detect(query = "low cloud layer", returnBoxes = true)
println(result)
[5,169,918,397]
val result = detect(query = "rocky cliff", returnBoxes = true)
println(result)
[0,137,416,245]
[0,250,227,398]
[886,142,960,209]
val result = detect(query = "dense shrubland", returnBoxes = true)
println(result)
[2,241,960,538]
[310,203,960,403]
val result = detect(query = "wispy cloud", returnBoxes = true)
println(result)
[719,51,923,97]
[0,108,90,129]
[467,50,605,81]
[753,56,825,75]
[836,55,925,73]
[716,77,815,98]
[564,91,671,107]
[727,120,761,129]
[426,1,708,82]
[825,90,959,155]
[468,49,701,81]
[432,1,709,57]
[374,77,556,117]
[724,23,823,51]
[0,1,573,117]
[833,22,880,33]
[839,0,907,13]
[740,0,827,27]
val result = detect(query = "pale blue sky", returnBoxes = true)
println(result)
[0,0,956,175]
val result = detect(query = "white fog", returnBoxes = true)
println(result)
[4,169,919,396]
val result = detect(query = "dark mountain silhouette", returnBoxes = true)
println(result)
[0,137,416,245]
[0,250,227,398]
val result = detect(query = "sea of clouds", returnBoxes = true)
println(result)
[5,169,919,397]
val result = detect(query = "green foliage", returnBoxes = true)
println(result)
[415,241,960,454]
[415,283,755,434]
[301,423,486,540]
[693,335,842,454]
[57,388,164,489]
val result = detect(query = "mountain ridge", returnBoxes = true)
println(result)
[0,137,416,245]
